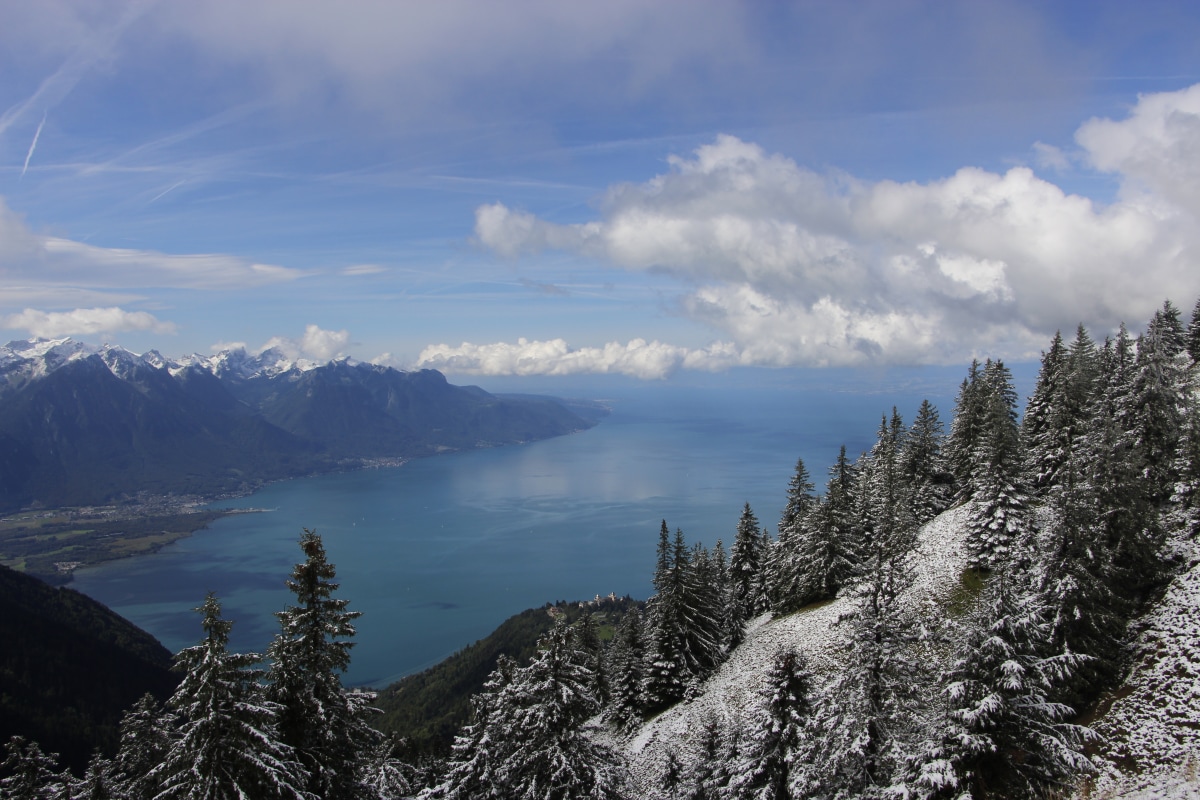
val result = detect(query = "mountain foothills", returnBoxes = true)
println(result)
[0,563,178,777]
[6,298,1200,799]
[0,339,597,513]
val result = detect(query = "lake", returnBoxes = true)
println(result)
[70,367,1001,687]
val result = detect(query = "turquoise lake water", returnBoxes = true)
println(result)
[71,369,993,687]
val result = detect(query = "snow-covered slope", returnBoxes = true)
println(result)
[1084,547,1200,798]
[618,504,973,793]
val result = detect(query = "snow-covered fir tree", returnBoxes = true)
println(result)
[1131,301,1189,507]
[434,619,624,800]
[729,503,768,629]
[266,529,380,800]
[1034,448,1128,707]
[642,522,690,712]
[767,458,817,614]
[1086,324,1165,604]
[359,736,418,800]
[426,654,518,799]
[728,648,816,800]
[642,525,728,710]
[947,359,984,496]
[69,753,117,800]
[109,693,174,799]
[964,359,1031,570]
[808,471,925,799]
[154,593,308,800]
[1,736,68,800]
[902,399,953,525]
[604,608,646,732]
[912,570,1093,800]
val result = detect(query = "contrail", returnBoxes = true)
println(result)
[21,114,46,178]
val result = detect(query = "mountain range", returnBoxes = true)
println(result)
[0,339,599,512]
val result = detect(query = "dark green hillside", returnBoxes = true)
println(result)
[0,564,178,774]
[373,596,639,755]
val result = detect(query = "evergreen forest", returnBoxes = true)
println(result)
[5,298,1200,799]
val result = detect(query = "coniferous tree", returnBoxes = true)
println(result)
[642,523,688,713]
[711,539,736,653]
[110,693,174,799]
[729,504,767,625]
[1131,301,1189,507]
[68,754,116,800]
[0,736,68,800]
[604,609,646,732]
[947,360,985,495]
[1170,353,1200,540]
[768,459,816,613]
[267,530,379,800]
[1023,330,1069,496]
[926,571,1094,799]
[966,359,1031,570]
[428,655,517,799]
[359,736,417,800]
[575,612,609,708]
[487,619,625,800]
[1036,448,1127,706]
[1084,325,1159,606]
[903,399,953,524]
[728,648,816,800]
[687,717,732,800]
[810,481,924,798]
[1187,297,1200,365]
[681,542,724,683]
[778,458,817,537]
[155,593,308,800]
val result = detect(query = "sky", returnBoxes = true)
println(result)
[2,1,1200,381]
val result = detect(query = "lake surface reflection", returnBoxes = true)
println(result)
[72,374,963,687]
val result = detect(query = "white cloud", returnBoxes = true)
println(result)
[1032,141,1070,171]
[0,197,304,293]
[416,337,741,380]
[342,264,386,276]
[1076,82,1200,217]
[2,306,177,338]
[259,324,351,362]
[474,89,1200,367]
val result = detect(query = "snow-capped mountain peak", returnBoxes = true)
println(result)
[0,337,339,385]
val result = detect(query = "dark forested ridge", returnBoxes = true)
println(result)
[0,345,599,512]
[374,597,640,755]
[0,564,178,776]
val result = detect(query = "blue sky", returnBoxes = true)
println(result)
[2,1,1199,380]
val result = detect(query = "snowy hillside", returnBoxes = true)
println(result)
[618,504,973,793]
[1083,544,1200,798]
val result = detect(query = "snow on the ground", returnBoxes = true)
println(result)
[618,504,972,794]
[1085,545,1200,798]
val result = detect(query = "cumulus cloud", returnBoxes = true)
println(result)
[1076,83,1200,216]
[474,88,1200,367]
[259,324,351,362]
[2,307,177,338]
[416,337,741,380]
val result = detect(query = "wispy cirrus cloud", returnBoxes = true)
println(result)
[0,197,305,292]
